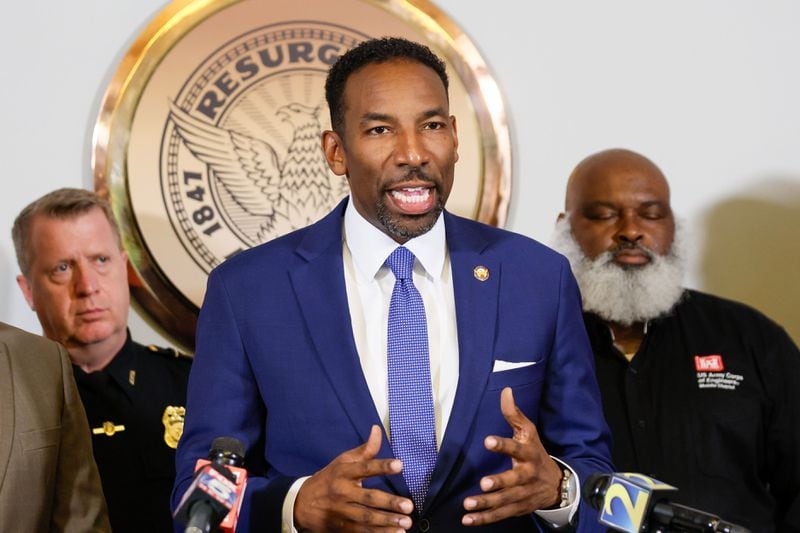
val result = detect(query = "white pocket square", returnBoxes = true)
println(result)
[492,359,538,372]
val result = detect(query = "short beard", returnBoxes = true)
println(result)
[375,169,443,241]
[551,217,686,326]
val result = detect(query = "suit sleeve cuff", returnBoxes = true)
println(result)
[281,476,311,533]
[533,457,579,528]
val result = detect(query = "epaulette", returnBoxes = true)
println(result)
[147,344,194,361]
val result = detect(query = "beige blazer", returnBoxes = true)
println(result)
[0,322,110,532]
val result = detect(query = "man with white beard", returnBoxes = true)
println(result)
[552,148,800,532]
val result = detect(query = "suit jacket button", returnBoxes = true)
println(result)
[419,518,431,532]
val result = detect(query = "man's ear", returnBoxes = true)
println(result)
[16,274,35,310]
[322,130,347,176]
[450,115,459,163]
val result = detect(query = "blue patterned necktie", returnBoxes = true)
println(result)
[385,246,438,512]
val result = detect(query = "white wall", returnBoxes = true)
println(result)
[2,0,798,346]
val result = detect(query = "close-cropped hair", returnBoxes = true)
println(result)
[324,36,449,135]
[12,187,122,276]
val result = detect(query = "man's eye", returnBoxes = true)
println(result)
[424,121,444,130]
[369,126,388,134]
[586,212,615,220]
[54,263,70,273]
[97,256,109,263]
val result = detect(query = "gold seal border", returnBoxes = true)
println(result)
[92,0,512,352]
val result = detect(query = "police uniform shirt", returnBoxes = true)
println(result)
[72,332,191,533]
[585,290,800,533]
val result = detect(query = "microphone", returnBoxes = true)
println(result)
[195,437,248,533]
[583,472,751,533]
[174,437,248,533]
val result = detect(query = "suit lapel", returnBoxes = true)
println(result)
[289,201,404,493]
[425,213,499,511]
[0,345,14,494]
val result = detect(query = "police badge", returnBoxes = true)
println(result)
[162,405,187,449]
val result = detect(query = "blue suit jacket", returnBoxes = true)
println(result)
[174,200,613,531]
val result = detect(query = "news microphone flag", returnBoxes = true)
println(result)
[173,463,239,530]
[596,473,677,532]
[193,459,247,532]
[174,437,247,533]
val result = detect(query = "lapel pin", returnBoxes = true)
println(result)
[473,265,490,281]
[129,369,136,386]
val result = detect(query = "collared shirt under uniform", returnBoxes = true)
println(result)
[586,289,800,533]
[72,332,191,533]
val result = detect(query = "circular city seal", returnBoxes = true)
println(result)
[164,22,366,274]
[94,0,512,351]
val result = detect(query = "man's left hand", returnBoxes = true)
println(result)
[462,387,563,526]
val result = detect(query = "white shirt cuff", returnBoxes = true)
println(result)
[281,476,311,533]
[533,457,579,527]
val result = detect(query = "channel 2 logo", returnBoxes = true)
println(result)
[599,473,676,532]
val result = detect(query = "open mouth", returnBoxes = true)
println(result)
[386,185,436,215]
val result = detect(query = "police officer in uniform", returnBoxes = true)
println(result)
[73,338,191,530]
[13,188,191,532]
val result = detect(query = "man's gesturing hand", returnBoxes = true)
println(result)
[462,387,563,526]
[294,425,414,532]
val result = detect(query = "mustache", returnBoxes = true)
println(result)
[608,241,656,259]
[387,167,436,187]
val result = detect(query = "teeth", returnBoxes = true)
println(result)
[390,188,430,203]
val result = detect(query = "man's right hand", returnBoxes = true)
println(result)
[294,424,414,532]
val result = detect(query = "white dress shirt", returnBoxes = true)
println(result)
[281,200,577,530]
[341,200,460,444]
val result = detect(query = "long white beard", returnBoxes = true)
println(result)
[550,217,686,326]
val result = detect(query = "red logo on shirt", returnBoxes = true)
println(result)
[694,355,724,372]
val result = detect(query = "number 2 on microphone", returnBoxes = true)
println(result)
[604,482,647,527]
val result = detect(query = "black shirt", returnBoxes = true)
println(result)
[585,290,800,532]
[73,333,191,533]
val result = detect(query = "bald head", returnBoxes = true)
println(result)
[561,148,675,264]
[565,149,670,211]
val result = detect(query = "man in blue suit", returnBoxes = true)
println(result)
[174,37,612,532]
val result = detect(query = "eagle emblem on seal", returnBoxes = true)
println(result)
[169,102,349,243]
